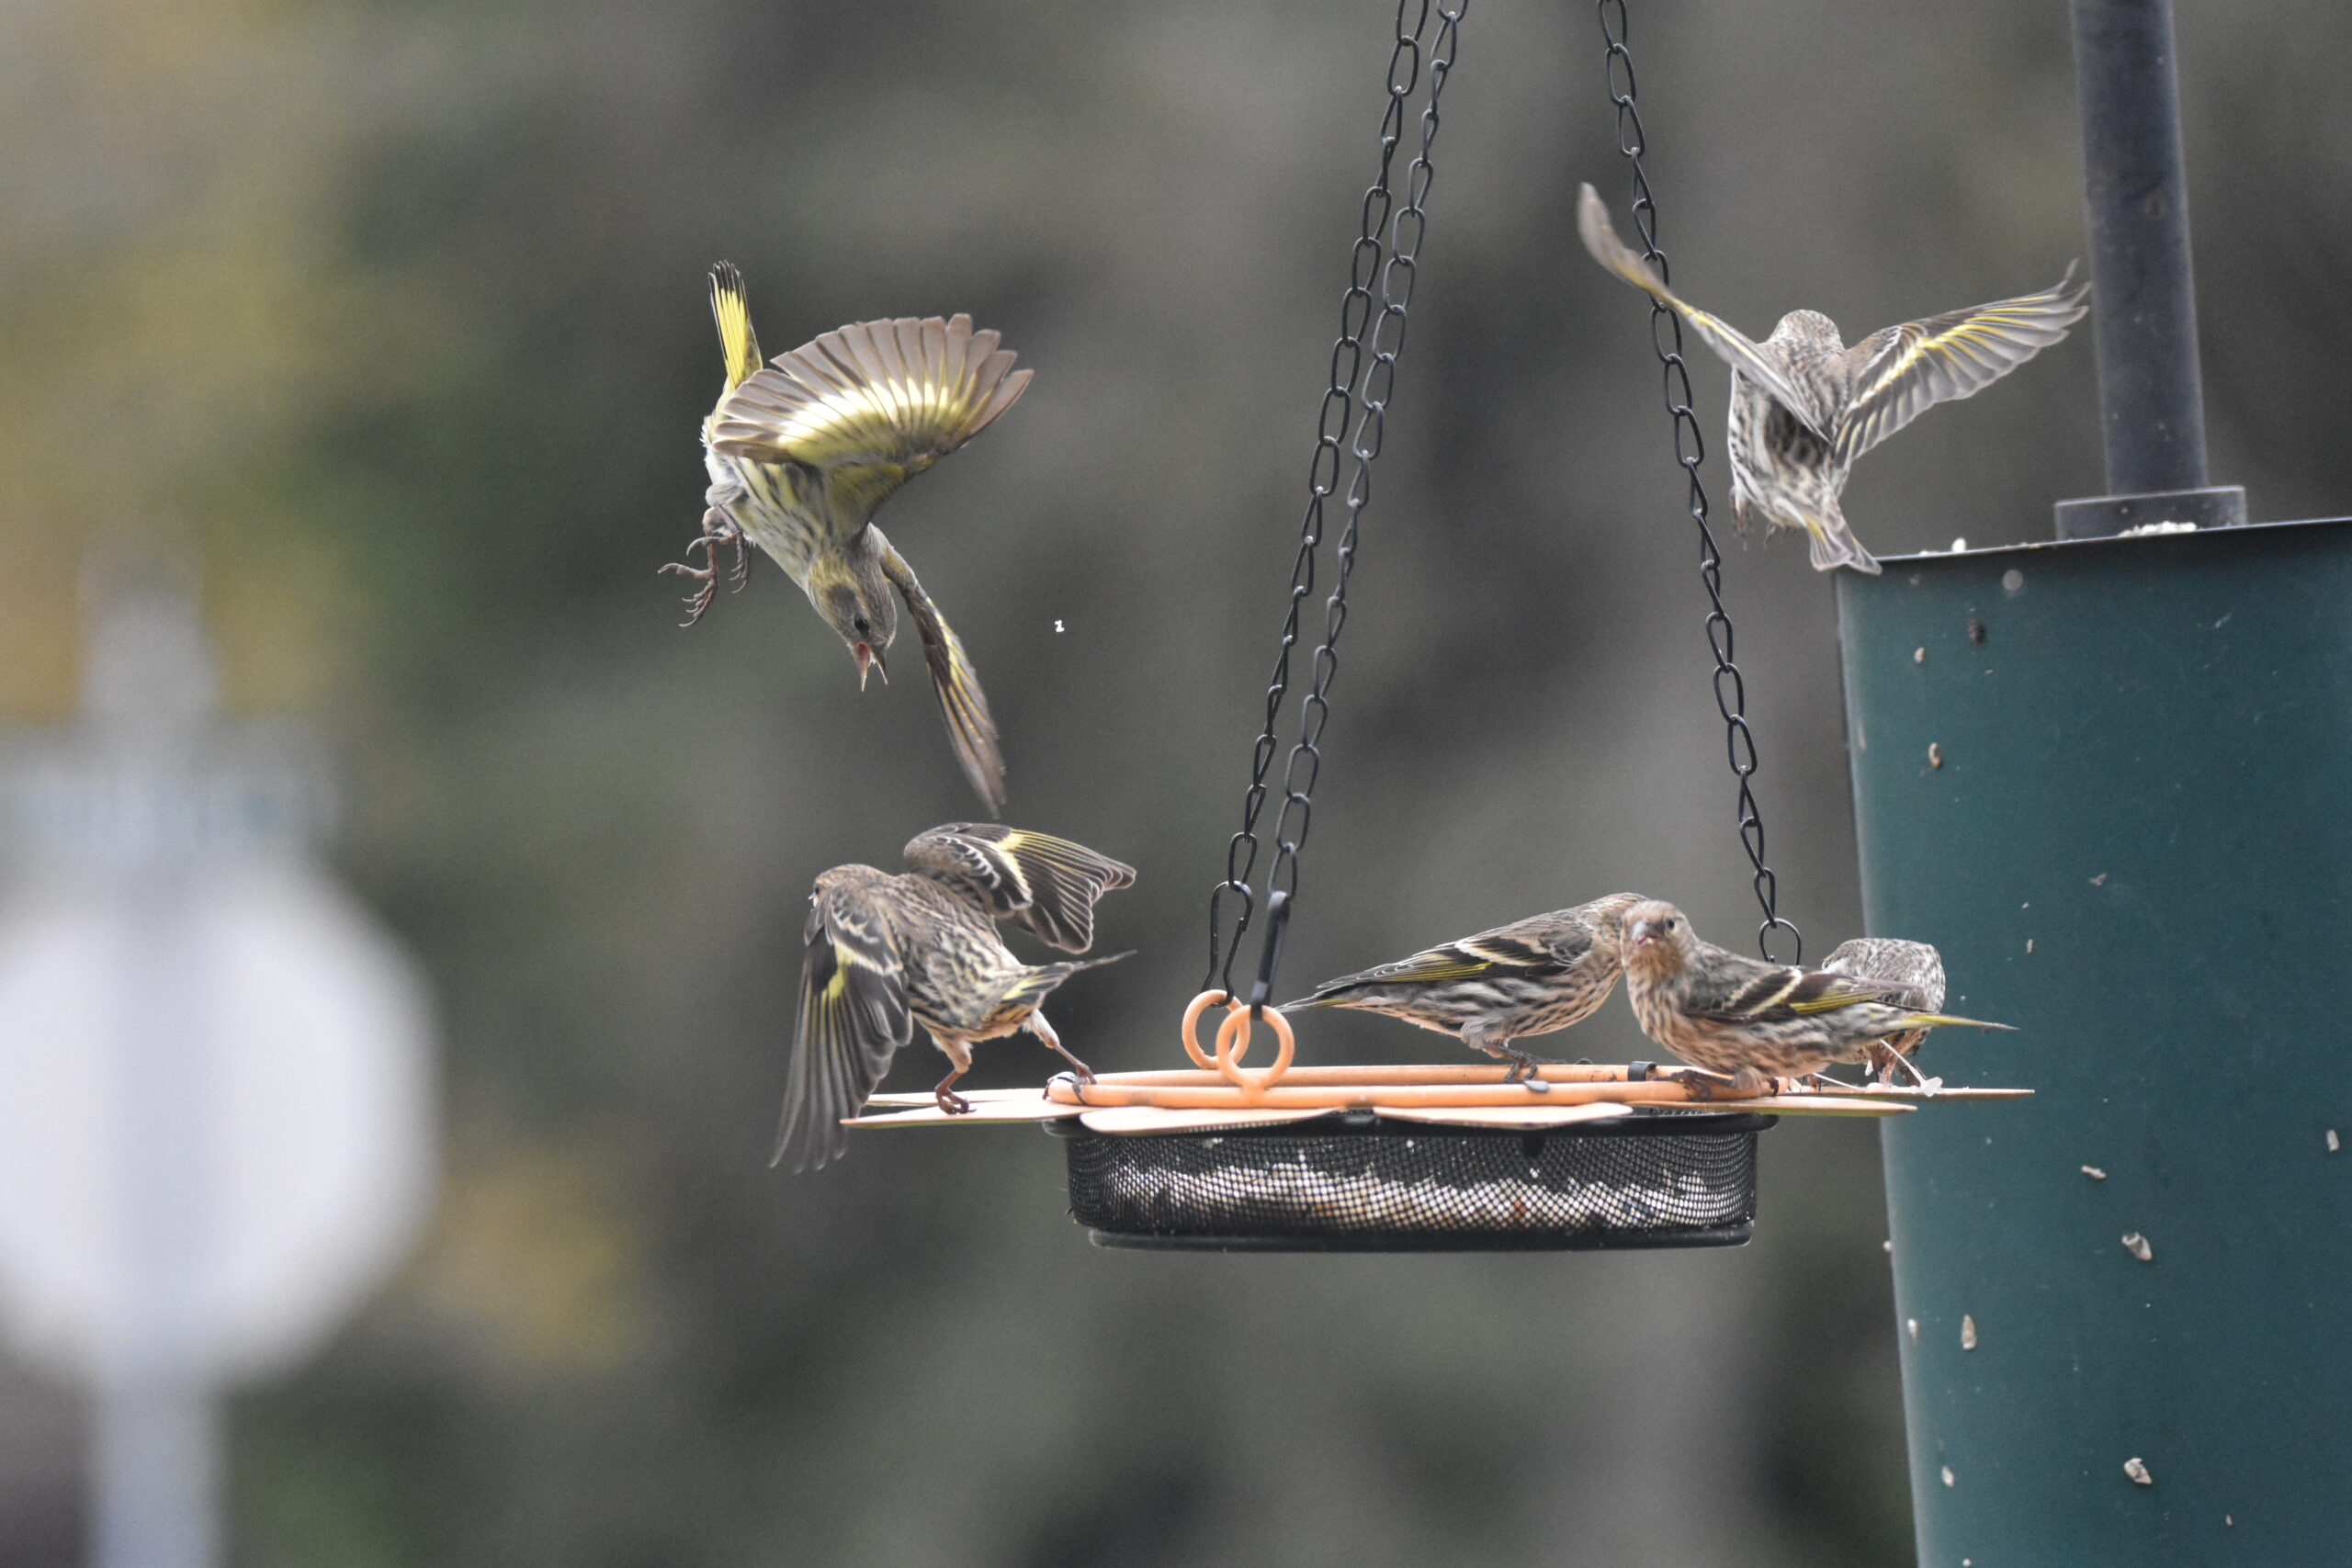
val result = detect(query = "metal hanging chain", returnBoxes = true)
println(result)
[1597,0,1800,964]
[1204,0,1466,1010]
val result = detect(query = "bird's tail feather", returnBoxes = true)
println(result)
[1804,504,1882,575]
[1006,951,1131,1011]
[709,263,763,389]
[1899,1011,2015,1032]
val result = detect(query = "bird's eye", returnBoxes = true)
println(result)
[853,616,871,636]
[1662,918,1678,930]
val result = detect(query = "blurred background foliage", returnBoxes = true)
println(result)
[1,0,2345,1563]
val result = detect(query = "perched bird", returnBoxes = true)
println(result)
[1576,184,2087,574]
[667,265,1030,812]
[1280,894,1648,1085]
[774,823,1135,1171]
[1822,936,1948,1086]
[1620,900,2010,1095]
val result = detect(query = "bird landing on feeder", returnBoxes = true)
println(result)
[667,265,1030,813]
[1576,184,2088,575]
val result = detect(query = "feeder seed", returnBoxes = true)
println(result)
[2091,872,2109,886]
[2027,938,2035,954]
[1914,647,1926,663]
[1941,1466,1956,1488]
[2124,1457,2153,1486]
[2083,1165,2107,1179]
[1962,1314,1977,1350]
[2122,1232,2154,1262]
[1928,742,1944,769]
[2329,1130,2340,1153]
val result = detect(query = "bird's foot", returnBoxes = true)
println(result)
[1669,1068,1717,1103]
[1670,1067,1752,1102]
[934,1087,973,1116]
[659,511,747,626]
[1504,1052,1551,1092]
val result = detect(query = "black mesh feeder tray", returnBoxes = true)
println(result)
[848,993,2018,1252]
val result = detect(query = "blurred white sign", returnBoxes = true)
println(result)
[0,573,439,1568]
[0,860,435,1381]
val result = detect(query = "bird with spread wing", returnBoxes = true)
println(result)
[1577,184,2087,574]
[1281,894,1648,1086]
[666,265,1029,811]
[774,824,1135,1171]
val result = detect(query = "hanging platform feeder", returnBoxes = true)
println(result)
[846,995,2025,1250]
[819,1,2034,1253]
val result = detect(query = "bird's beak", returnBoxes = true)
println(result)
[854,643,888,690]
[1628,920,1655,948]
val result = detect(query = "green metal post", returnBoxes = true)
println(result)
[1836,520,2352,1564]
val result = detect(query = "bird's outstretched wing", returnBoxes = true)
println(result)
[708,263,763,393]
[1834,269,2088,464]
[901,823,1136,953]
[773,879,911,1171]
[879,543,1006,815]
[1575,183,1834,436]
[708,313,1032,532]
[1822,937,1946,1014]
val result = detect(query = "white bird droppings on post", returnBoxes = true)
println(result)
[1961,1314,1977,1349]
[2122,1232,2154,1262]
[2124,1457,2154,1485]
[2083,1165,2107,1179]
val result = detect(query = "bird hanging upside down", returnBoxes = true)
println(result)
[1620,900,2010,1096]
[1281,893,1649,1087]
[1576,184,2087,574]
[668,264,1029,812]
[775,824,1135,1171]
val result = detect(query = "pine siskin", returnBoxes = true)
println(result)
[1621,901,2010,1095]
[1822,936,1947,1086]
[667,265,1030,812]
[1576,184,2087,575]
[774,823,1134,1171]
[1280,894,1648,1085]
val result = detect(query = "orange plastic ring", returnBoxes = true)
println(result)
[1180,990,1234,1071]
[1213,1004,1296,1096]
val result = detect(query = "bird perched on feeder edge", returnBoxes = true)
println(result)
[1576,183,2088,575]
[775,823,1135,1171]
[1620,900,2011,1096]
[666,264,1029,812]
[1280,893,1649,1087]
[1822,936,1948,1087]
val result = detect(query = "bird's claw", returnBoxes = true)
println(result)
[935,1088,973,1116]
[659,511,748,627]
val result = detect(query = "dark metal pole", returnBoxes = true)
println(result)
[2052,0,2245,538]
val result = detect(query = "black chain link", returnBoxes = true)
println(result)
[1598,1,1800,964]
[1205,0,1465,1010]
